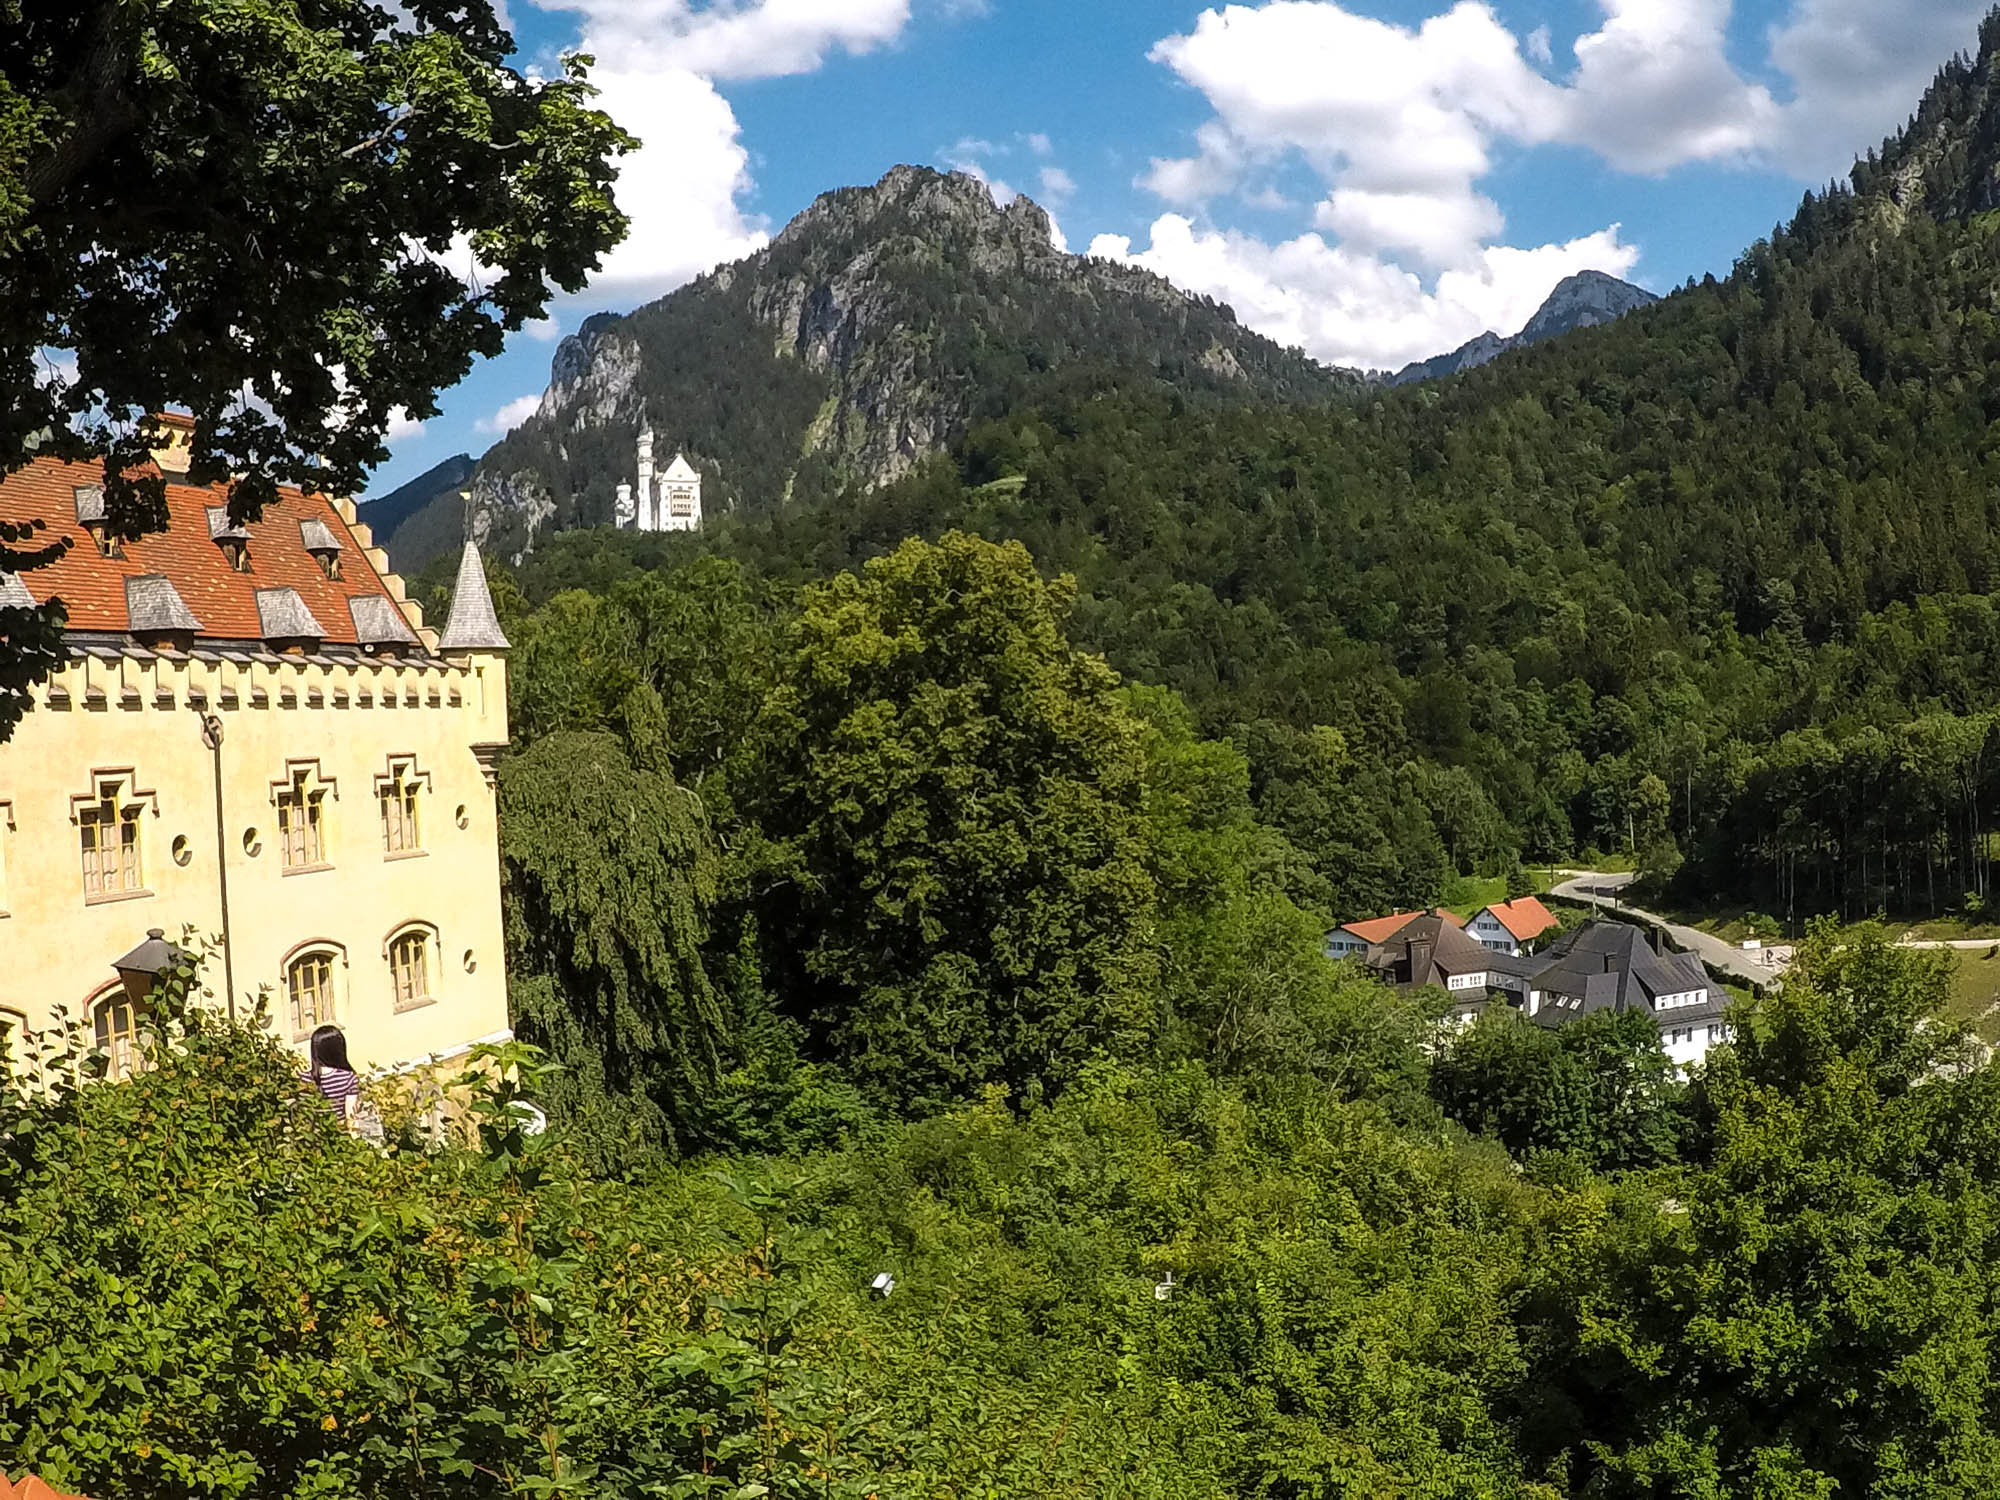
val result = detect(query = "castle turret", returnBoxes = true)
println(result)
[635,425,655,531]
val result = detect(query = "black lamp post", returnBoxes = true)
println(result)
[112,928,182,1005]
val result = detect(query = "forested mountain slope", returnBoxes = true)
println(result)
[409,165,1359,572]
[515,14,2000,925]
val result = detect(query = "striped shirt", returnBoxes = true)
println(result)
[310,1065,360,1113]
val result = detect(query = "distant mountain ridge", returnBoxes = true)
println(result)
[375,166,1365,572]
[1388,271,1658,385]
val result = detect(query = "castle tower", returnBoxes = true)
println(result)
[635,426,655,531]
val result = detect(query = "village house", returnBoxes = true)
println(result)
[1523,922,1732,1068]
[1360,911,1541,1023]
[0,415,513,1077]
[1325,907,1464,961]
[1464,896,1559,956]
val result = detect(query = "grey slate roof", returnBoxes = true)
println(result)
[255,587,326,640]
[73,484,105,523]
[349,593,417,646]
[0,571,33,609]
[206,505,250,542]
[299,517,344,553]
[437,540,510,651]
[1528,923,1729,1029]
[126,574,203,633]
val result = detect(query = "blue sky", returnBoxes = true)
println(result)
[369,0,1994,496]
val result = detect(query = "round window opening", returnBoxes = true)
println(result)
[242,827,262,856]
[171,835,192,867]
[454,804,469,830]
[462,949,477,974]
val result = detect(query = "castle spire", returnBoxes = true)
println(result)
[438,539,510,651]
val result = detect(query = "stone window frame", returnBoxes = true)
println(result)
[270,759,338,875]
[375,754,431,860]
[71,768,157,905]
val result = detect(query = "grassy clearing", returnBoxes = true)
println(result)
[1946,946,2000,1040]
[1439,869,1552,915]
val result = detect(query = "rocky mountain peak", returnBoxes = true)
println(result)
[773,165,1057,259]
[1516,270,1659,343]
[1388,270,1657,386]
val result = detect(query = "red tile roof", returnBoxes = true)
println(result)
[1342,908,1465,944]
[0,454,407,645]
[1480,896,1558,942]
[0,1476,93,1500]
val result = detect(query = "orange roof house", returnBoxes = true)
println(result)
[1465,896,1560,954]
[1326,908,1465,958]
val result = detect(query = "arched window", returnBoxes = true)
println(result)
[285,947,340,1038]
[387,924,435,1011]
[90,984,148,1080]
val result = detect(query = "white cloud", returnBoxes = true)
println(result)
[1114,0,1944,373]
[1039,166,1077,204]
[1089,215,1637,372]
[1026,132,1054,157]
[479,393,546,436]
[539,0,913,82]
[581,63,769,307]
[522,317,561,343]
[385,406,426,444]
[1767,0,1991,179]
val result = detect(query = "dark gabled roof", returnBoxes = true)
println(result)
[1364,912,1502,988]
[1529,922,1729,1026]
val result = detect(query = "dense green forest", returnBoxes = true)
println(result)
[35,14,2000,1498]
[485,12,2000,929]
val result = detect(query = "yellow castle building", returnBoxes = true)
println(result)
[0,416,513,1075]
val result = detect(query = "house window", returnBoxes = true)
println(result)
[276,770,328,871]
[1668,1026,1693,1046]
[93,991,148,1080]
[79,782,145,900]
[221,538,250,573]
[287,950,337,1037]
[378,760,423,855]
[389,927,433,1010]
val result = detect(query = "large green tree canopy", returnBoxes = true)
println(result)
[0,0,630,733]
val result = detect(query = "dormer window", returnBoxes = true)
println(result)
[300,518,345,580]
[207,507,251,572]
[74,485,121,559]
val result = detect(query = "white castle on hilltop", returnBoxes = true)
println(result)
[615,425,702,532]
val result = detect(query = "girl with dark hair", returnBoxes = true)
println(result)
[307,1024,361,1124]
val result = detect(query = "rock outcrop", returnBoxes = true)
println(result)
[1389,271,1658,386]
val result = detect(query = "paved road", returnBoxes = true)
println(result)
[1549,871,1782,987]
